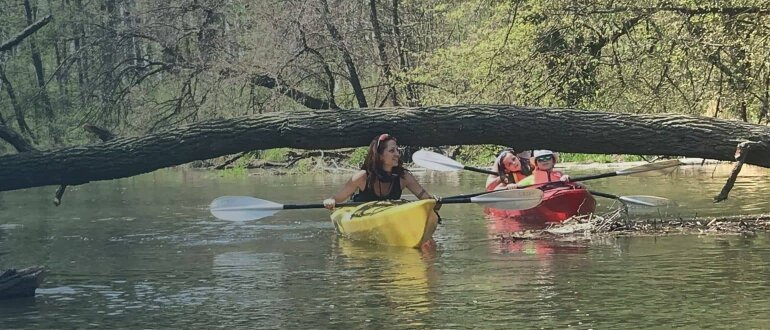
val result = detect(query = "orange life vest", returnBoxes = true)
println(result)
[532,169,563,184]
[485,171,528,191]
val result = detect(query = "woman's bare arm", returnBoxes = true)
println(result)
[403,172,432,200]
[324,170,366,209]
[331,170,366,202]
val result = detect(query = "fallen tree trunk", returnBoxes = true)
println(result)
[1,105,769,192]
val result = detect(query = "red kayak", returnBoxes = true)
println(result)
[485,182,596,223]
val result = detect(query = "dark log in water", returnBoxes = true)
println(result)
[0,266,46,299]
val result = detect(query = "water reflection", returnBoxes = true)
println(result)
[484,212,590,259]
[333,239,438,319]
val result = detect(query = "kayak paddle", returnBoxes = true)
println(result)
[413,149,675,206]
[586,191,671,207]
[413,149,681,180]
[209,189,545,222]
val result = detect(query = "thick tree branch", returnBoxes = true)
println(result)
[577,6,770,15]
[0,124,36,152]
[251,74,332,109]
[714,141,761,202]
[0,15,53,52]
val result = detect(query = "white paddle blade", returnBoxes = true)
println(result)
[209,196,283,221]
[412,149,465,172]
[618,195,672,207]
[618,159,682,176]
[469,189,544,210]
[626,196,679,216]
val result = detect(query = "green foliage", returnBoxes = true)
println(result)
[456,145,505,167]
[346,147,369,168]
[558,153,645,164]
[259,148,289,162]
[292,158,316,173]
[3,0,770,159]
[216,167,249,177]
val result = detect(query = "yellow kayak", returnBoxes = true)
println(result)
[330,199,439,248]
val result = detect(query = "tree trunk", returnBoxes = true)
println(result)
[22,0,59,143]
[1,104,770,192]
[319,0,368,108]
[0,65,36,141]
[368,0,398,106]
[23,0,53,115]
[0,124,36,152]
[297,26,338,109]
[391,0,419,106]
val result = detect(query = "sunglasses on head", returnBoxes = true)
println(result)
[376,133,396,150]
[536,155,554,162]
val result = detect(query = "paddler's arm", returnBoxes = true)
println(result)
[403,172,433,200]
[558,173,586,188]
[323,170,367,210]
[517,175,535,187]
[486,175,518,191]
[486,175,504,191]
[403,172,442,210]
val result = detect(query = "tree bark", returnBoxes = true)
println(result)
[1,105,770,192]
[0,124,36,152]
[250,74,332,109]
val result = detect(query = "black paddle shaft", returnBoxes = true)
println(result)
[569,172,619,182]
[283,197,482,210]
[283,202,364,210]
[464,166,496,176]
[464,164,620,182]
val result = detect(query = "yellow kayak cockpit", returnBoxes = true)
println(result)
[330,199,439,248]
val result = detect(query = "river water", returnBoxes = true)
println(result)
[1,163,769,328]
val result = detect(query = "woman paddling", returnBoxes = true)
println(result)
[323,133,436,209]
[485,149,530,191]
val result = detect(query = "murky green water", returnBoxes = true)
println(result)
[1,164,770,328]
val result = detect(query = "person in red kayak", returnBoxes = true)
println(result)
[323,133,436,209]
[485,149,530,191]
[518,149,573,185]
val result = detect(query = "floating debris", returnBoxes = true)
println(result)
[495,207,770,242]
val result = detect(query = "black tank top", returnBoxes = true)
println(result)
[352,175,402,202]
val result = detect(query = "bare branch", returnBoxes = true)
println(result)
[0,15,53,52]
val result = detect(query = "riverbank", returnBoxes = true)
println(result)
[197,146,730,175]
[207,154,733,176]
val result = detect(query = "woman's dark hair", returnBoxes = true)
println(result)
[361,134,406,187]
[495,149,516,184]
